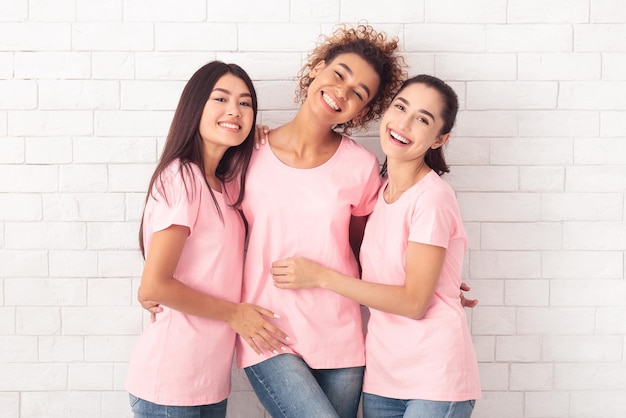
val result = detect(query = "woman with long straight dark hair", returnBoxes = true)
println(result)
[126,61,287,418]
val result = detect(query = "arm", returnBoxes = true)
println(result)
[142,225,288,354]
[253,124,270,149]
[272,241,445,320]
[348,215,368,265]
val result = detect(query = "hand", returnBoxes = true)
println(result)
[271,257,325,289]
[460,282,478,308]
[138,286,163,323]
[227,303,289,356]
[253,124,270,149]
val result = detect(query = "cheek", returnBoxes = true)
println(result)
[242,110,255,133]
[197,115,210,139]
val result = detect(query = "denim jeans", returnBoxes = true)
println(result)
[244,353,364,418]
[129,393,227,418]
[363,393,475,418]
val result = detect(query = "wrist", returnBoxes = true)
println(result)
[317,267,332,289]
[223,301,238,325]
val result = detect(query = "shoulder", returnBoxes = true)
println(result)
[339,136,379,167]
[404,173,456,211]
[341,136,377,156]
[154,159,203,199]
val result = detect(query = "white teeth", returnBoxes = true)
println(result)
[219,122,240,130]
[390,131,410,144]
[322,92,340,111]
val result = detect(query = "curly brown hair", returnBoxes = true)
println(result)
[296,23,407,134]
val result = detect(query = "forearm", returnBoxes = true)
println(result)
[142,272,288,355]
[319,268,430,319]
[141,275,237,323]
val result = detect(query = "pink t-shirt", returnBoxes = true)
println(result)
[361,171,481,401]
[237,136,381,369]
[126,161,245,406]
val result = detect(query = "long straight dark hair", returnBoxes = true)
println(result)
[381,74,459,177]
[138,61,258,257]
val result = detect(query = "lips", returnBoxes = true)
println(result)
[322,92,341,112]
[218,121,241,130]
[389,129,412,145]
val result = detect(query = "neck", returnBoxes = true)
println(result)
[277,114,340,153]
[384,158,429,202]
[203,148,227,191]
[294,106,337,142]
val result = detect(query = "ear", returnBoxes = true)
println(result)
[431,133,450,150]
[309,60,326,78]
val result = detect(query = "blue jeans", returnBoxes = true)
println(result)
[244,353,364,418]
[363,393,475,418]
[129,393,227,418]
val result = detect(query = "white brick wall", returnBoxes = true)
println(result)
[1,1,625,417]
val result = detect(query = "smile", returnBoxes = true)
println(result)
[218,122,241,130]
[390,130,411,145]
[322,92,341,111]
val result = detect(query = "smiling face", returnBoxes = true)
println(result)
[199,73,255,154]
[306,52,381,127]
[379,82,450,165]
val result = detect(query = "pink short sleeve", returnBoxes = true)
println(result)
[408,188,456,249]
[149,164,200,234]
[352,156,382,217]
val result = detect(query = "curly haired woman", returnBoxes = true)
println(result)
[238,24,405,418]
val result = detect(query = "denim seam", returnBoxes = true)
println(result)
[247,365,290,418]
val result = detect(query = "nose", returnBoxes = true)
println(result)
[335,86,347,101]
[227,102,241,117]
[398,113,413,130]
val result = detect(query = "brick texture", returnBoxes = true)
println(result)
[1,1,625,417]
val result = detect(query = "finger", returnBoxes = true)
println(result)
[460,282,471,291]
[270,266,290,276]
[245,337,263,356]
[263,322,289,341]
[273,281,294,289]
[250,331,279,354]
[271,259,288,268]
[255,306,281,320]
[150,312,156,323]
[254,330,287,354]
[271,274,291,282]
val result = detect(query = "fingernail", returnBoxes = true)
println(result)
[274,313,280,319]
[261,138,266,145]
[281,346,287,351]
[285,336,290,341]
[272,350,279,355]
[254,143,259,150]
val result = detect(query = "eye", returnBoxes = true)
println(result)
[417,116,429,125]
[334,71,344,80]
[353,90,363,101]
[394,103,405,111]
[213,97,226,102]
[240,101,252,107]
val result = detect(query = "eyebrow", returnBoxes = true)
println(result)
[338,63,371,98]
[396,97,436,122]
[212,87,252,98]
